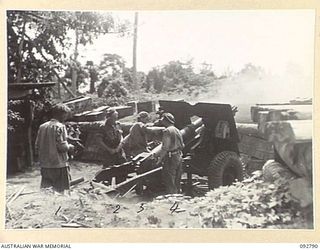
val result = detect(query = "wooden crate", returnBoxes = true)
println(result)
[137,101,155,113]
[127,101,137,114]
[71,106,109,122]
[115,106,134,119]
[64,96,92,115]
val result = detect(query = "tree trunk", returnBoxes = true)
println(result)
[57,81,61,99]
[89,68,96,93]
[264,120,312,181]
[52,70,75,98]
[90,79,95,93]
[251,104,312,123]
[71,28,79,94]
[25,99,34,168]
[16,21,26,83]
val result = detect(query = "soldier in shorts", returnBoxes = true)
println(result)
[35,104,74,193]
[154,113,184,194]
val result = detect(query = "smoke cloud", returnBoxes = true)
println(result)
[191,64,313,123]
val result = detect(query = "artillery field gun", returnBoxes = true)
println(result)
[93,100,244,196]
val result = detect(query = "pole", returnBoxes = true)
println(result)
[132,12,138,86]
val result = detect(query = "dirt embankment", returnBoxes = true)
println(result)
[6,161,312,229]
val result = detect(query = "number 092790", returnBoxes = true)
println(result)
[300,244,318,248]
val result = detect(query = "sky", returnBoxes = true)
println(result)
[78,10,315,77]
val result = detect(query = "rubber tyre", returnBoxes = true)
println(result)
[208,151,243,189]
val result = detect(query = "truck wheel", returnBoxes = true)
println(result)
[208,151,243,189]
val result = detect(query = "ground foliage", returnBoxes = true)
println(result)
[193,171,311,228]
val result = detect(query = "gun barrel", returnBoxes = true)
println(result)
[148,118,203,156]
[180,118,203,141]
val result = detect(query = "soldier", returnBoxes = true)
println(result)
[96,108,126,172]
[122,111,151,159]
[153,106,165,127]
[154,113,185,194]
[35,104,74,193]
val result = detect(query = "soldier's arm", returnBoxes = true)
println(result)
[155,129,170,164]
[144,125,165,138]
[115,123,124,152]
[121,134,130,146]
[116,134,125,152]
[56,125,72,153]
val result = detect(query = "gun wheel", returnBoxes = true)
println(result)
[208,151,243,189]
